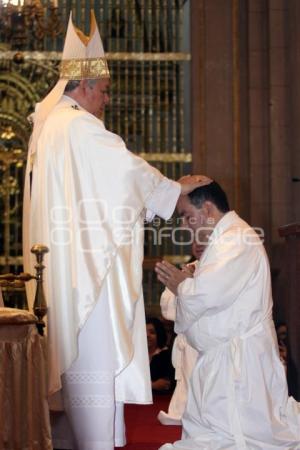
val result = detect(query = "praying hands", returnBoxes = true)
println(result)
[155,260,193,295]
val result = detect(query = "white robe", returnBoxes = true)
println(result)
[158,288,198,425]
[160,211,300,450]
[23,95,181,449]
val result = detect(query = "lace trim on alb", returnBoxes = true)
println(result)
[67,394,113,408]
[64,371,111,384]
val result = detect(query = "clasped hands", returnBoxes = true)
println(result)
[155,260,195,295]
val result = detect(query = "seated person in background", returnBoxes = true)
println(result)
[158,241,206,426]
[275,322,288,374]
[146,317,175,393]
[275,321,298,396]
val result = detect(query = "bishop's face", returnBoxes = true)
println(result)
[85,78,110,118]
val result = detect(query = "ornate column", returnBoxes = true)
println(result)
[268,0,291,246]
[248,0,271,248]
[286,0,300,223]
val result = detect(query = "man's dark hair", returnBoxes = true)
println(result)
[188,180,230,213]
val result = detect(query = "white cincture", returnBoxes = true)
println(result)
[229,316,273,449]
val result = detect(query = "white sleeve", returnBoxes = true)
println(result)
[160,288,177,321]
[175,232,261,333]
[145,177,181,221]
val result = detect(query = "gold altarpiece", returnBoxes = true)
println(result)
[0,0,191,313]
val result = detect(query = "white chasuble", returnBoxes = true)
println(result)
[23,95,181,404]
[160,211,300,450]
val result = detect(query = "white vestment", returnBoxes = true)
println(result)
[158,288,198,425]
[160,211,300,450]
[23,95,181,450]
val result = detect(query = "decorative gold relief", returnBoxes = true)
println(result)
[0,57,60,271]
[139,152,192,163]
[0,0,63,51]
[106,52,191,61]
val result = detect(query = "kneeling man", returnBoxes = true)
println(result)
[156,181,300,450]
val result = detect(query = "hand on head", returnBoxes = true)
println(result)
[177,174,213,196]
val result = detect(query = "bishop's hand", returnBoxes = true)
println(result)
[155,260,193,295]
[178,174,212,196]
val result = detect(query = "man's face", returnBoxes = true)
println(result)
[84,78,110,117]
[177,196,208,232]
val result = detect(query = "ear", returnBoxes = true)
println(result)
[202,200,211,215]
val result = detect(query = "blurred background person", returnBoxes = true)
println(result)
[146,317,175,393]
[275,321,298,396]
[276,322,288,374]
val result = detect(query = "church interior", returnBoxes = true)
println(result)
[0,0,300,449]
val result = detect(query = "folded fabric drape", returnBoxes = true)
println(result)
[0,307,52,450]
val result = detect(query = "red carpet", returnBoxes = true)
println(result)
[117,394,181,450]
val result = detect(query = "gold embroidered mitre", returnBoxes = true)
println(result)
[60,10,110,80]
[28,11,109,161]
